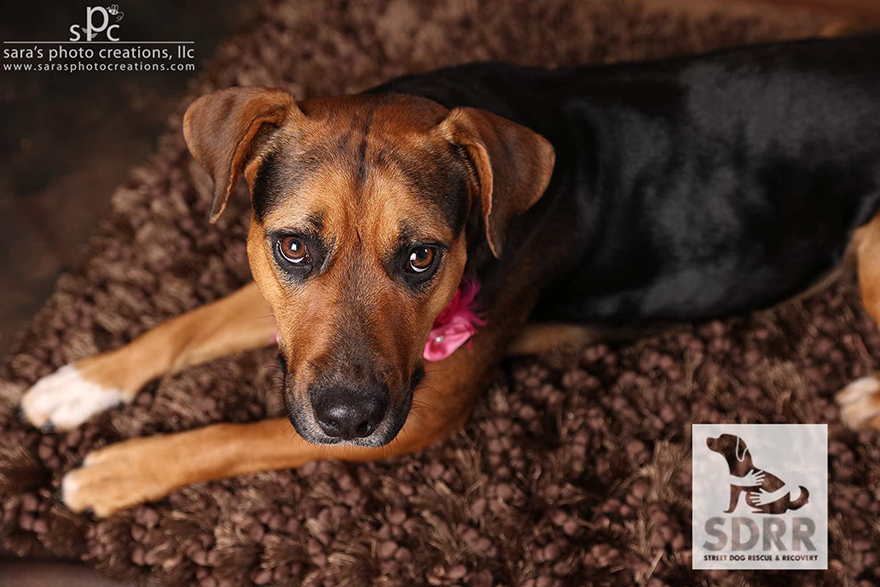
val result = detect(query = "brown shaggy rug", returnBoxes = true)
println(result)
[4,1,877,586]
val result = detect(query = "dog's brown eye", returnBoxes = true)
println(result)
[279,236,310,264]
[408,247,435,273]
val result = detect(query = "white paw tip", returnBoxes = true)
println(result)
[20,364,125,431]
[61,470,81,507]
[837,375,880,429]
[836,375,880,406]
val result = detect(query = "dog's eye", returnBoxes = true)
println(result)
[279,236,310,264]
[407,246,435,273]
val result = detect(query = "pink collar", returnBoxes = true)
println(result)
[423,276,485,361]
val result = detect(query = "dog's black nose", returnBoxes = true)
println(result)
[313,390,388,440]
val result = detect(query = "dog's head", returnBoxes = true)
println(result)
[707,434,752,472]
[183,87,554,446]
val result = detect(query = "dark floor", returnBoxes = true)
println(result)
[0,559,128,587]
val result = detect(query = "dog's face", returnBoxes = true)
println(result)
[247,96,471,447]
[183,87,554,446]
[707,434,751,469]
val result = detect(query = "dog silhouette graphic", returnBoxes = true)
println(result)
[706,434,809,515]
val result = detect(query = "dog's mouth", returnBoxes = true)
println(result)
[281,361,421,447]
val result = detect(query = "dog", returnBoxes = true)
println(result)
[706,434,809,515]
[17,33,880,517]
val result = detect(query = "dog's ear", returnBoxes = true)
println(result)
[438,108,555,258]
[735,437,748,462]
[183,86,299,223]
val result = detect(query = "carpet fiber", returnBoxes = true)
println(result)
[3,1,876,586]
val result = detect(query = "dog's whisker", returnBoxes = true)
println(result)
[249,314,276,321]
[411,398,440,416]
[416,385,445,402]
[408,410,427,428]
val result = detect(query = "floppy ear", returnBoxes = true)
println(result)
[735,437,748,462]
[438,108,555,258]
[183,86,298,223]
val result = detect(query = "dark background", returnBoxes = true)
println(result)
[0,1,259,359]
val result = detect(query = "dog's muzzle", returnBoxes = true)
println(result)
[282,367,422,447]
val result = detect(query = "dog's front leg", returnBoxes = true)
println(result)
[61,293,535,517]
[20,282,276,430]
[62,343,500,517]
[723,486,742,513]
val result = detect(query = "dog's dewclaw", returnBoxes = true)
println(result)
[19,364,125,431]
[835,374,880,429]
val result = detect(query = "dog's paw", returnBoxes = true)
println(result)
[62,436,177,517]
[835,374,880,429]
[20,364,126,431]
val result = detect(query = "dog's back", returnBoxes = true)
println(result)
[533,34,880,325]
[373,34,880,326]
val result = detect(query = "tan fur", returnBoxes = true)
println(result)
[832,212,880,430]
[184,87,299,222]
[854,213,880,325]
[75,282,277,398]
[506,323,597,355]
[437,107,555,257]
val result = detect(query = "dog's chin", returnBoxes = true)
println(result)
[284,391,412,448]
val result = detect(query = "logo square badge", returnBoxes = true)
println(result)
[692,424,828,570]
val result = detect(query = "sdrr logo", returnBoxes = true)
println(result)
[69,5,125,42]
[692,424,827,570]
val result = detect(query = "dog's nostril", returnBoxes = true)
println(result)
[355,421,373,437]
[314,392,387,440]
[317,418,341,437]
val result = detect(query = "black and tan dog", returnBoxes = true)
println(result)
[706,434,809,515]
[18,33,880,516]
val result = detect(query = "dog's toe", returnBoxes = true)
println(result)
[836,374,880,429]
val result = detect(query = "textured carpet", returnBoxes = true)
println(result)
[4,1,876,586]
